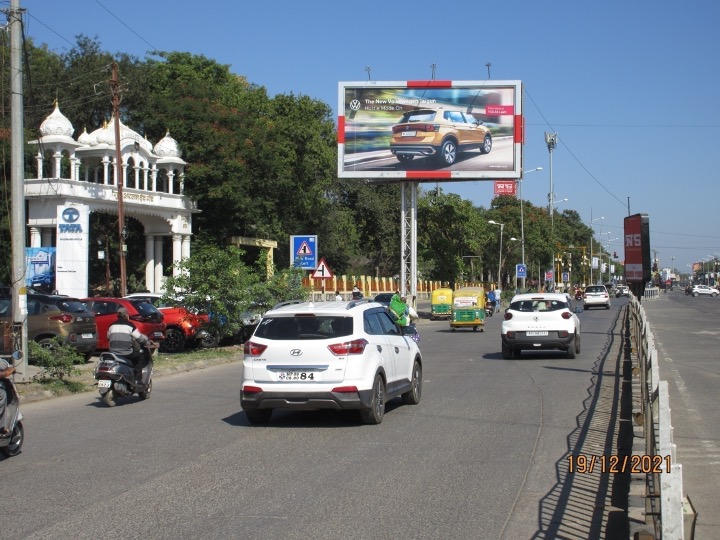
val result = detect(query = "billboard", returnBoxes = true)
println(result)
[25,247,56,293]
[624,213,651,284]
[338,80,523,180]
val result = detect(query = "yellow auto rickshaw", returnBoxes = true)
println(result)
[450,286,486,332]
[430,288,453,320]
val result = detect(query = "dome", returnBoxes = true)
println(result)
[153,131,181,158]
[39,102,74,138]
[77,127,92,145]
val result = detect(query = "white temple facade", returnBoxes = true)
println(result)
[25,102,197,297]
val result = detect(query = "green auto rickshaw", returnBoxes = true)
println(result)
[450,286,486,332]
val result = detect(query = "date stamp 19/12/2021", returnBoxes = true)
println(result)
[567,454,671,474]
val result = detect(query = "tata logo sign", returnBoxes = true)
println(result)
[59,207,82,233]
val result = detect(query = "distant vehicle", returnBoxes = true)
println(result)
[501,293,581,359]
[615,285,630,298]
[583,285,611,309]
[690,285,719,297]
[240,300,422,425]
[389,107,492,166]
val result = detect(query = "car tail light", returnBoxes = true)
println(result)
[506,331,516,339]
[561,312,572,319]
[242,385,262,394]
[49,313,73,323]
[328,338,368,355]
[243,341,267,356]
[504,312,513,320]
[331,386,359,394]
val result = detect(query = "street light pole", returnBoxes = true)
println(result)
[519,167,542,291]
[488,220,504,288]
[545,132,558,228]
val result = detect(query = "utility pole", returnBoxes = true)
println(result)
[7,0,28,380]
[545,132,558,227]
[110,63,127,296]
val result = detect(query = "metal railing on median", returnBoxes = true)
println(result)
[629,295,696,539]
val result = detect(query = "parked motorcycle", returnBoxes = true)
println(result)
[94,343,156,407]
[1,351,24,458]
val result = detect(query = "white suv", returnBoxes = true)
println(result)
[583,285,611,309]
[240,300,422,424]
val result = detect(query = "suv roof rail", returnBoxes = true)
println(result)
[347,299,374,310]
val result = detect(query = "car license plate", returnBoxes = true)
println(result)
[81,333,93,339]
[153,331,163,337]
[401,131,416,137]
[98,379,111,388]
[526,331,548,336]
[278,371,316,381]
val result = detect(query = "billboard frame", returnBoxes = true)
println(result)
[338,80,523,181]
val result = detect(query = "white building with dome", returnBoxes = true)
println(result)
[25,101,197,298]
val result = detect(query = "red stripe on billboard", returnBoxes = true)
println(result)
[406,80,452,88]
[337,116,345,144]
[514,115,523,143]
[406,171,452,179]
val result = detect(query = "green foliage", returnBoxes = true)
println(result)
[28,339,83,382]
[161,243,310,340]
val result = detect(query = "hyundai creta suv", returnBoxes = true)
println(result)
[240,300,423,424]
[389,107,492,166]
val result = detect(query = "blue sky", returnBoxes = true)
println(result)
[17,0,720,273]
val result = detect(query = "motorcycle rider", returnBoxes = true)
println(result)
[107,307,152,383]
[0,357,15,436]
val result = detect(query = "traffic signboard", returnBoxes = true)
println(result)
[290,235,317,270]
[516,264,527,278]
[312,258,333,279]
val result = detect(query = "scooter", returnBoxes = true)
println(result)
[94,343,156,407]
[1,351,24,458]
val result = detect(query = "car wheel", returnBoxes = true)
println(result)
[199,332,219,348]
[360,374,385,424]
[245,409,272,424]
[438,139,457,166]
[567,336,577,359]
[693,292,698,297]
[401,359,422,405]
[397,154,414,163]
[605,304,610,309]
[502,342,512,359]
[713,293,718,297]
[480,133,492,154]
[160,328,185,353]
[37,337,58,351]
[0,421,24,457]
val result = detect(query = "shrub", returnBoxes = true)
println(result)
[28,339,82,382]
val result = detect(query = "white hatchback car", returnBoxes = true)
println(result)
[240,300,422,424]
[583,285,611,309]
[501,293,581,359]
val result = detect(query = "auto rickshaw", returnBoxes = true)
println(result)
[450,286,485,332]
[430,288,453,320]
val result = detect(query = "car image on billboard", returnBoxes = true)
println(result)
[338,80,522,180]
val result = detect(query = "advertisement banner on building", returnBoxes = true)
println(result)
[338,80,523,180]
[25,247,56,293]
[55,204,90,298]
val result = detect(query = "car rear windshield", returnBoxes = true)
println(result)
[400,110,435,123]
[56,300,90,313]
[510,299,568,312]
[254,316,353,340]
[585,286,606,293]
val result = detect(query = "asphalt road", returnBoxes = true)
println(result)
[3,299,634,539]
[641,290,720,539]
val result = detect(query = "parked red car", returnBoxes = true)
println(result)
[124,293,214,352]
[81,297,165,350]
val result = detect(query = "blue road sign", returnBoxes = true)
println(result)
[516,264,527,278]
[290,235,317,270]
